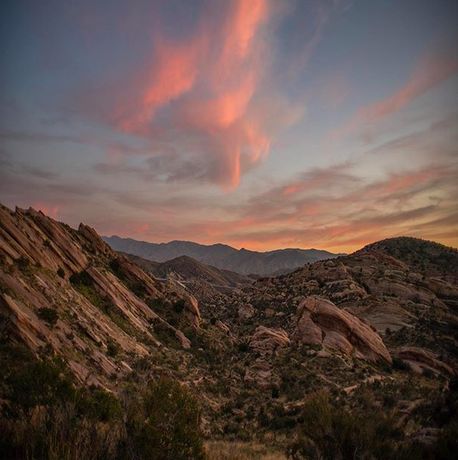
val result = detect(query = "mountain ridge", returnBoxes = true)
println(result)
[103,235,343,275]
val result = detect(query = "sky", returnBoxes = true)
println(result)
[1,0,457,253]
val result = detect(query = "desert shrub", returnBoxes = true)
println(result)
[174,299,186,313]
[16,256,33,275]
[107,339,120,357]
[0,348,206,460]
[392,357,410,371]
[37,307,59,327]
[78,387,122,422]
[69,270,93,287]
[238,341,250,353]
[57,267,65,278]
[5,357,74,411]
[123,377,206,460]
[287,391,400,459]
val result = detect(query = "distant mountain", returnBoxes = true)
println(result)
[122,252,252,288]
[103,236,342,275]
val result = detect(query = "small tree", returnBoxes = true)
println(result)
[126,377,206,460]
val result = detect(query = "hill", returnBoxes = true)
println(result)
[122,252,252,290]
[358,236,458,283]
[103,235,342,275]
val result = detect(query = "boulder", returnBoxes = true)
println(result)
[238,304,255,320]
[249,326,290,355]
[294,296,392,364]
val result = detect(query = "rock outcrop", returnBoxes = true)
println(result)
[294,296,392,364]
[0,204,198,388]
[249,326,290,355]
[394,347,455,376]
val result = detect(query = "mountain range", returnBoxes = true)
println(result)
[1,203,457,458]
[103,235,343,276]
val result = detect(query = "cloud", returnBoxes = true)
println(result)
[332,52,458,140]
[213,162,458,251]
[68,0,304,189]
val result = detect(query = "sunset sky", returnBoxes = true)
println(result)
[1,0,457,252]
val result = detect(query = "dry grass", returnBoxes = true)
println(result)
[206,441,286,460]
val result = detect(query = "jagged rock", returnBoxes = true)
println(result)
[78,223,113,256]
[0,204,198,388]
[184,293,201,327]
[394,347,455,376]
[294,296,392,363]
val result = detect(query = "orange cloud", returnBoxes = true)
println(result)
[115,35,206,132]
[221,0,268,61]
[103,0,288,189]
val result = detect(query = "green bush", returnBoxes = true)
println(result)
[69,270,93,287]
[0,350,207,460]
[37,307,59,327]
[107,339,120,357]
[392,357,410,371]
[288,391,400,459]
[124,377,206,460]
[16,256,33,275]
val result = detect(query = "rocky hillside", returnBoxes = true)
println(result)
[103,235,342,275]
[359,237,458,284]
[0,204,203,388]
[123,253,252,289]
[1,204,458,458]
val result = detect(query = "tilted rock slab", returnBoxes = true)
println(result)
[294,296,392,364]
[249,326,290,355]
[394,346,455,376]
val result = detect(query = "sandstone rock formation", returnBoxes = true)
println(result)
[0,204,200,387]
[249,326,290,355]
[294,296,392,364]
[394,347,455,376]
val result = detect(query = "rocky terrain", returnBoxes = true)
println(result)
[1,204,458,458]
[103,235,342,275]
[123,252,252,291]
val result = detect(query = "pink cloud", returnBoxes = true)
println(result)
[360,54,458,122]
[113,35,206,132]
[76,0,302,189]
[332,52,458,140]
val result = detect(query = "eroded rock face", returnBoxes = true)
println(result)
[394,347,455,376]
[294,296,392,364]
[0,204,200,388]
[184,293,201,327]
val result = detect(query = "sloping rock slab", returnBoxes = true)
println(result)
[294,296,391,364]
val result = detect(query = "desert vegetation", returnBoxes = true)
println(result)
[0,342,206,460]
